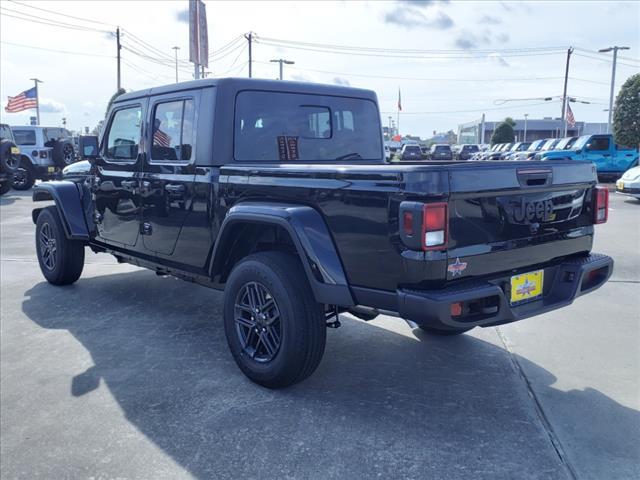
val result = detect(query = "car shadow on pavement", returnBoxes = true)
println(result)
[20,270,640,479]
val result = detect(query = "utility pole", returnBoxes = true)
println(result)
[560,46,573,137]
[480,113,485,144]
[29,78,43,125]
[245,32,253,78]
[116,27,122,90]
[599,45,630,133]
[523,113,529,142]
[270,59,294,80]
[172,46,180,83]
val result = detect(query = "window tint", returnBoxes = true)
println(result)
[151,99,195,161]
[13,129,36,145]
[43,128,70,142]
[0,125,13,141]
[588,137,610,151]
[434,145,451,152]
[404,146,421,153]
[106,106,142,160]
[234,91,382,161]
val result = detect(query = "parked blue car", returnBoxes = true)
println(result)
[537,134,638,178]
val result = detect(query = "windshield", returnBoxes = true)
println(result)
[462,145,478,152]
[13,129,36,145]
[572,135,591,150]
[540,139,559,151]
[234,91,382,161]
[404,146,421,153]
[434,145,450,152]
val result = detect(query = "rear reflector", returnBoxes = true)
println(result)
[451,302,463,317]
[422,202,448,250]
[593,186,609,224]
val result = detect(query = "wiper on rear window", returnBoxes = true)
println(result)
[335,153,363,161]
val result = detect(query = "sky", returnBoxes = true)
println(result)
[1,0,639,139]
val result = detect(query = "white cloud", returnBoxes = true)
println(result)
[39,98,66,113]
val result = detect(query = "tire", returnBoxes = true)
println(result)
[52,140,76,167]
[223,251,326,389]
[0,140,19,173]
[35,206,85,285]
[0,180,11,195]
[417,325,473,336]
[12,159,35,190]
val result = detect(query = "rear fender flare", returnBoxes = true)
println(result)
[32,181,90,241]
[210,202,354,307]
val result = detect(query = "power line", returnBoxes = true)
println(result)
[7,0,115,27]
[0,7,110,33]
[0,40,114,58]
[257,35,567,55]
[380,100,562,116]
[256,39,566,59]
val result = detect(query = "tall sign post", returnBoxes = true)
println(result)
[189,0,209,80]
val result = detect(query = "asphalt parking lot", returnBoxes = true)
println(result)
[1,188,638,480]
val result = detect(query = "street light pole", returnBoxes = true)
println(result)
[172,46,180,83]
[523,113,529,142]
[270,59,295,80]
[599,45,630,133]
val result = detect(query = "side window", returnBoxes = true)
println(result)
[105,106,142,160]
[588,137,610,151]
[151,99,195,162]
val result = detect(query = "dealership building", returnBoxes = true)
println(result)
[457,118,609,144]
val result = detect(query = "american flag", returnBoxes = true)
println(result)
[566,103,576,128]
[153,128,171,147]
[5,87,38,113]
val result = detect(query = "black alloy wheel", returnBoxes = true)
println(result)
[234,281,282,362]
[39,221,57,271]
[12,164,34,190]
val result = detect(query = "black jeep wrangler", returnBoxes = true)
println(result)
[32,78,613,388]
[0,123,20,195]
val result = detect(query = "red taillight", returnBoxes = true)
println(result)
[451,302,463,317]
[593,186,609,224]
[422,202,448,250]
[403,211,414,236]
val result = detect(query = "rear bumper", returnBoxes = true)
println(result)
[396,253,613,329]
[32,164,62,180]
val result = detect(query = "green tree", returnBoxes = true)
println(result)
[104,88,126,118]
[490,121,515,144]
[613,73,640,148]
[504,117,516,127]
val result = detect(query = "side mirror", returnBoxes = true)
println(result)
[78,135,99,161]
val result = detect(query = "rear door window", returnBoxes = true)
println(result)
[234,91,382,161]
[150,99,195,162]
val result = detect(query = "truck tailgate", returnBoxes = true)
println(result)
[445,160,597,281]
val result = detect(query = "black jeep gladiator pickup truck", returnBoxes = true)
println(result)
[32,78,613,388]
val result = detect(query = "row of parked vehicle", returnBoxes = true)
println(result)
[0,123,78,195]
[389,143,481,161]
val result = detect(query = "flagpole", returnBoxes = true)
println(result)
[30,78,43,125]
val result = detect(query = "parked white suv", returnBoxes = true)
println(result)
[11,126,76,190]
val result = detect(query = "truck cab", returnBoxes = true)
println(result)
[539,134,638,180]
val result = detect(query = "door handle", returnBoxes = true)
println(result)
[165,184,186,194]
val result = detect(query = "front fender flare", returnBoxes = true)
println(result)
[32,181,90,241]
[210,202,354,307]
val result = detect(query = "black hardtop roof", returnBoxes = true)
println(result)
[115,77,378,103]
